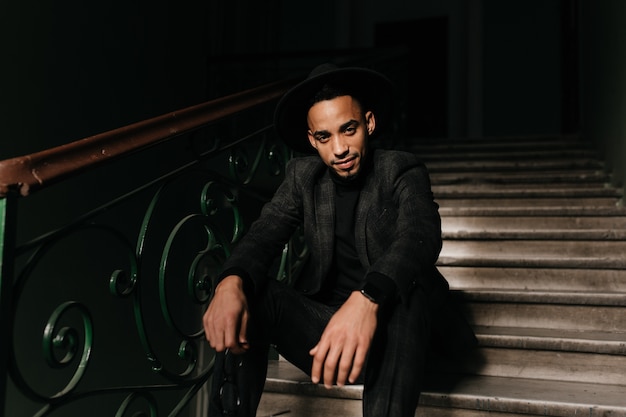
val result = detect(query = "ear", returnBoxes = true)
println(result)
[307,130,318,149]
[365,111,376,135]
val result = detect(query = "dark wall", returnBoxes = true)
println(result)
[580,0,626,187]
[482,0,563,136]
[375,17,449,138]
[0,0,209,159]
[1,0,574,160]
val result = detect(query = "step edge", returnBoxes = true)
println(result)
[437,256,626,270]
[453,288,626,306]
[471,326,626,355]
[439,207,626,216]
[441,230,626,240]
[263,370,626,416]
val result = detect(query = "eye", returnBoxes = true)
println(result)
[316,134,330,143]
[344,126,356,135]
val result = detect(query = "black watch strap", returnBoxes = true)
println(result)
[360,281,386,305]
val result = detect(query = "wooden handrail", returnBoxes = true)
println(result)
[0,78,297,198]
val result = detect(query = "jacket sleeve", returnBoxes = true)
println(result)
[219,158,306,294]
[364,154,444,304]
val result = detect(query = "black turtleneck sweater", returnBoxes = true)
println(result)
[316,156,397,306]
[324,174,364,304]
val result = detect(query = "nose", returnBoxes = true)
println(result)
[331,136,348,157]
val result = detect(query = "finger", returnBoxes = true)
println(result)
[233,312,250,354]
[222,316,239,350]
[323,347,342,388]
[208,318,227,351]
[206,321,224,352]
[309,342,327,384]
[238,309,249,346]
[348,346,367,384]
[203,310,211,342]
[203,306,217,345]
[336,346,356,386]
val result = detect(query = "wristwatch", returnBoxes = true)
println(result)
[360,281,386,305]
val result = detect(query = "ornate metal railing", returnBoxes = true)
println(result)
[0,78,309,416]
[0,47,408,416]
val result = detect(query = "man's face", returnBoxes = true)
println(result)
[306,95,375,180]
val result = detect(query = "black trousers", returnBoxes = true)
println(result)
[208,279,432,417]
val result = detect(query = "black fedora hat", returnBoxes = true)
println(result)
[273,63,394,154]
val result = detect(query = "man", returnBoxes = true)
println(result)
[204,63,475,417]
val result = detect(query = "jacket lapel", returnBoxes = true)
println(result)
[354,170,376,268]
[314,173,336,278]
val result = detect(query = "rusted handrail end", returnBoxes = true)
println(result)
[0,155,39,198]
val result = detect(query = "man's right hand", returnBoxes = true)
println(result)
[203,275,250,354]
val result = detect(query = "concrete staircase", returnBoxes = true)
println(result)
[257,136,626,417]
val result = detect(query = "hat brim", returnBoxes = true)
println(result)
[273,66,394,154]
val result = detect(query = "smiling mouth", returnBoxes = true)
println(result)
[333,156,357,170]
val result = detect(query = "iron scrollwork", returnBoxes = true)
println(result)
[4,128,302,416]
[9,225,139,415]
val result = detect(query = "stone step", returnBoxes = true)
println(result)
[439,240,626,269]
[464,297,626,332]
[439,204,626,216]
[463,288,626,307]
[409,136,589,152]
[425,158,605,173]
[412,136,599,157]
[474,325,626,355]
[258,391,361,417]
[432,184,623,198]
[441,216,626,240]
[419,374,626,417]
[258,361,626,417]
[438,197,623,209]
[439,266,626,292]
[449,346,626,385]
[449,287,626,333]
[419,148,600,163]
[443,215,626,229]
[431,170,612,185]
[436,180,619,190]
[443,229,626,240]
[431,325,626,384]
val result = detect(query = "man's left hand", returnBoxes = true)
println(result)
[309,290,378,388]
